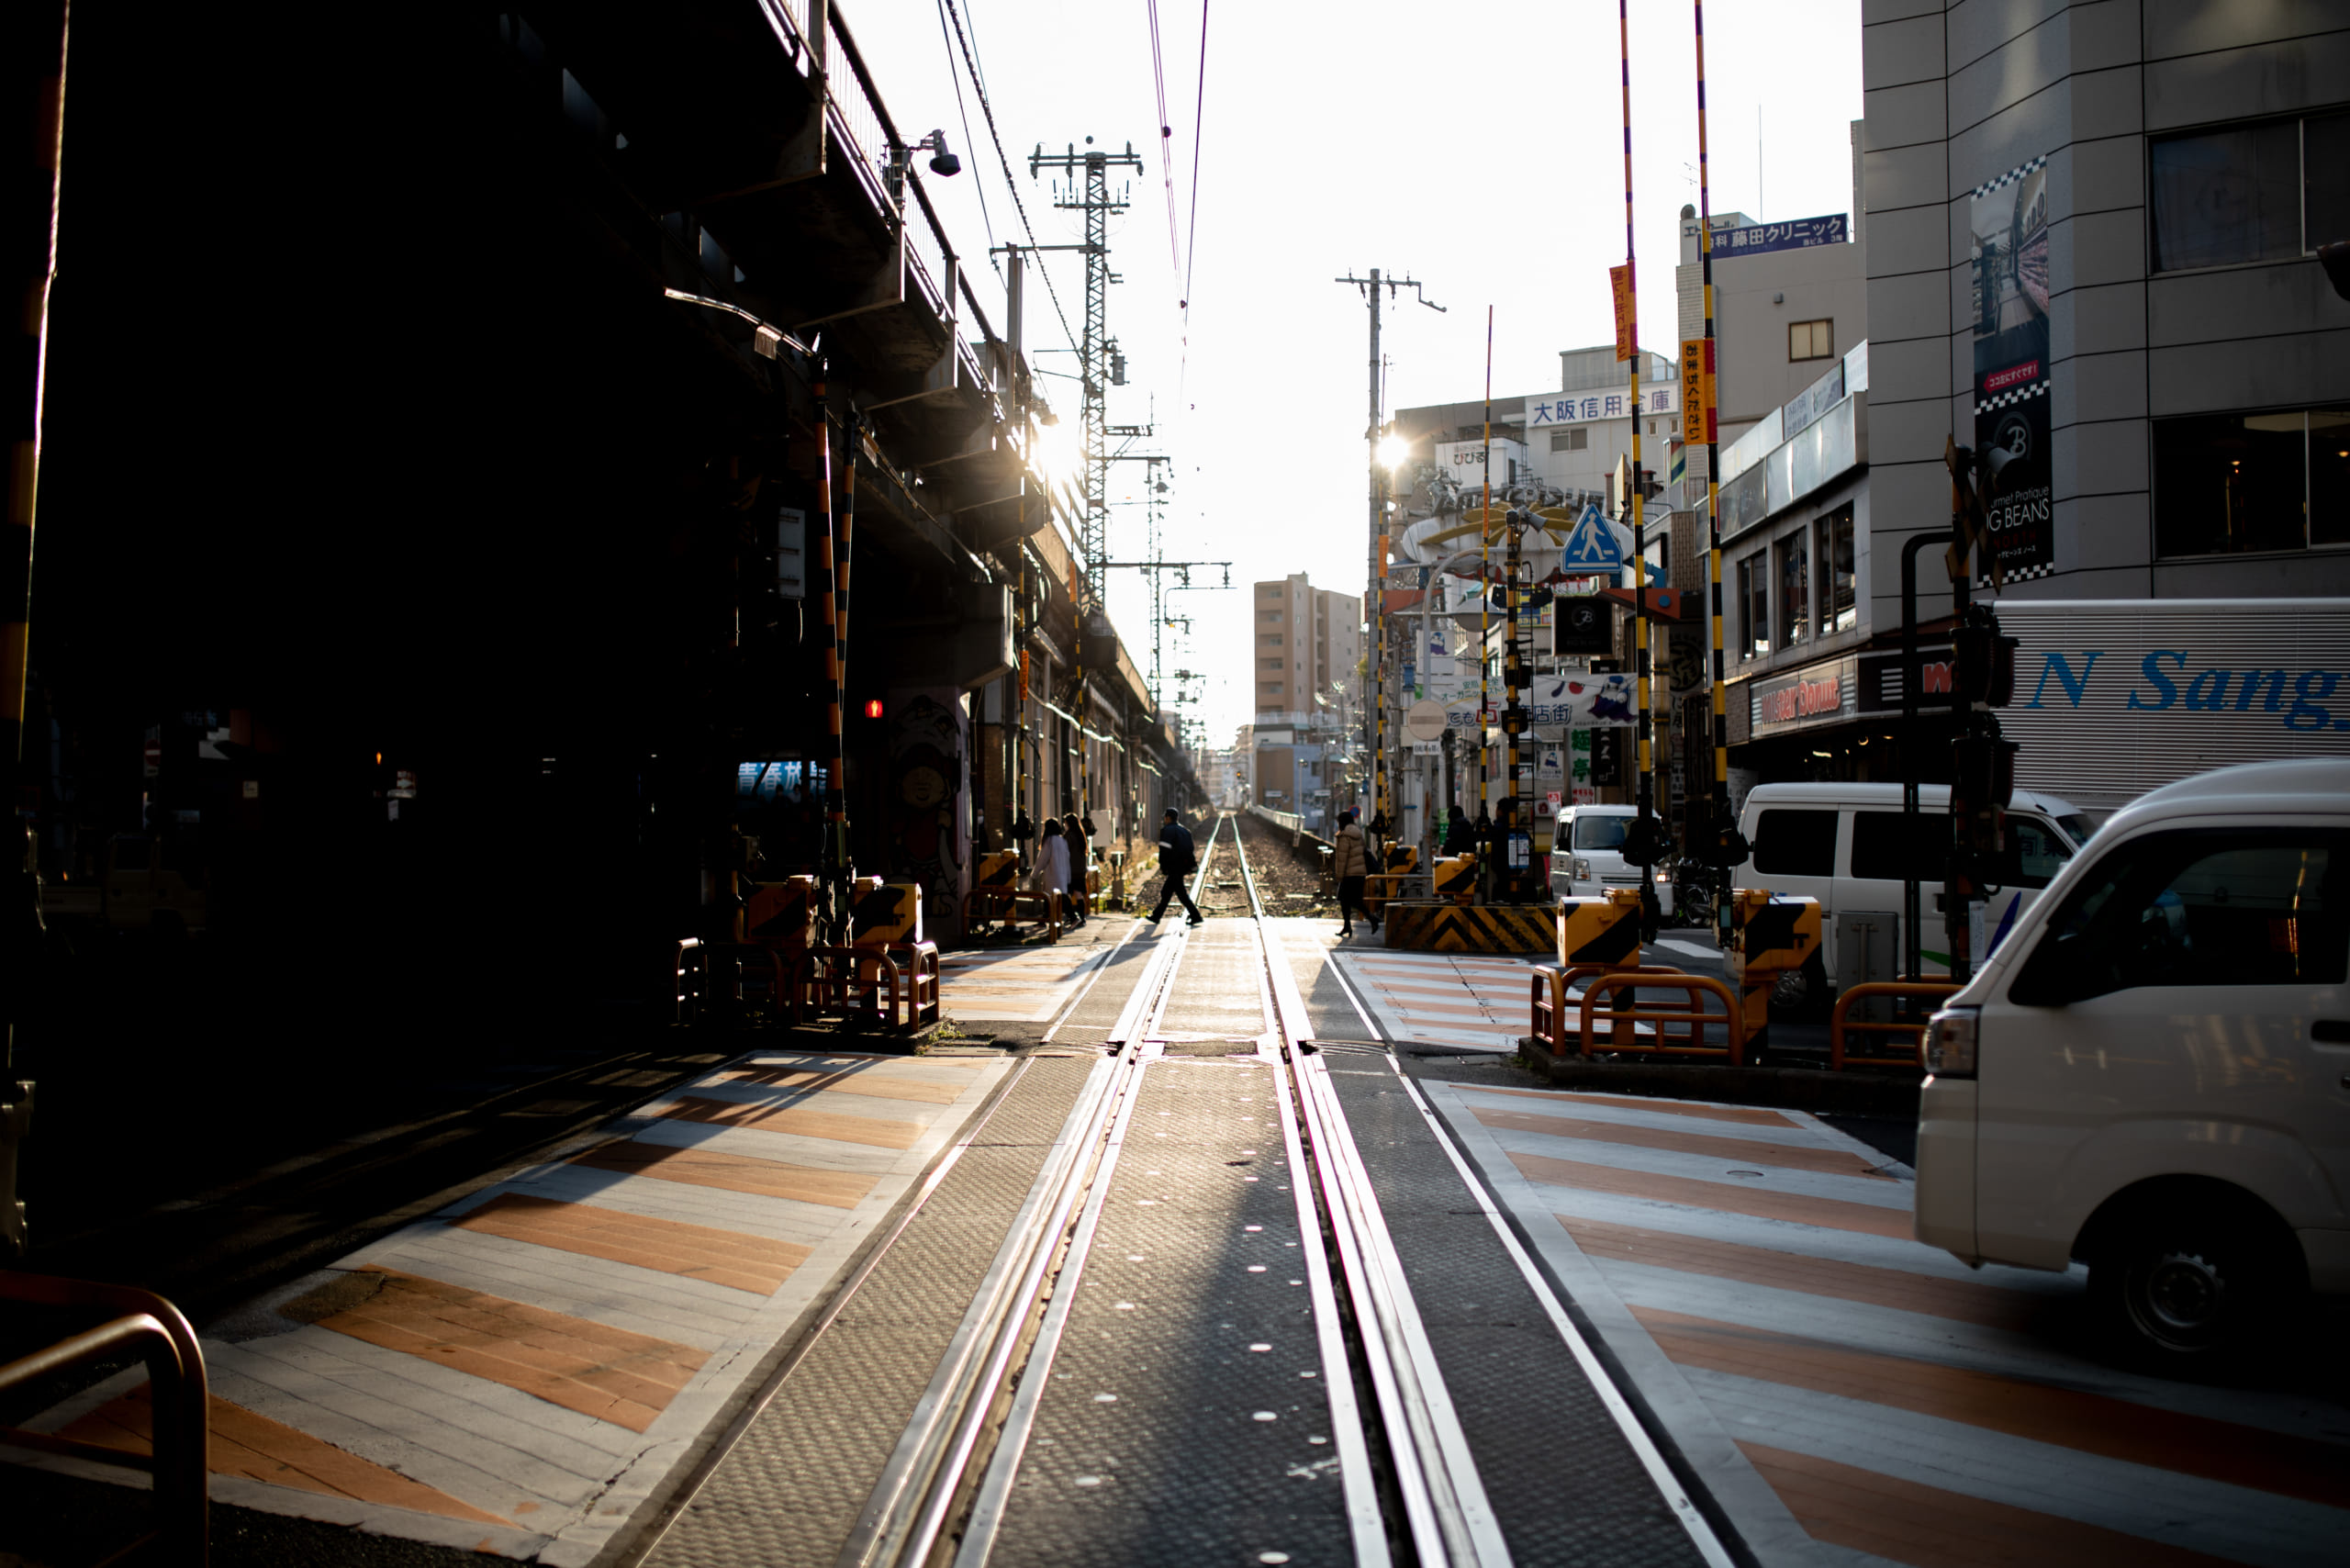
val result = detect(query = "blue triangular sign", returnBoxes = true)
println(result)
[1561,502,1623,570]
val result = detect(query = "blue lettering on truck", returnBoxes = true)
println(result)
[2125,650,2187,711]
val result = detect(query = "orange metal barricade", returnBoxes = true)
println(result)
[0,1274,208,1564]
[792,943,940,1028]
[1577,972,1745,1065]
[1529,964,1685,1053]
[1830,980,1963,1070]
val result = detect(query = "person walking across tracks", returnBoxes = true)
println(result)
[1331,809,1375,938]
[1149,808,1204,925]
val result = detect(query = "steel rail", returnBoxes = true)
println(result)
[836,1046,1134,1568]
[853,838,1203,1567]
[1234,818,1511,1568]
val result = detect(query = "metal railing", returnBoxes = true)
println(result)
[1830,980,1963,1070]
[0,1273,208,1563]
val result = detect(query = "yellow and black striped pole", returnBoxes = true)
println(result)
[5,0,67,1258]
[1695,0,1733,936]
[1620,0,1658,928]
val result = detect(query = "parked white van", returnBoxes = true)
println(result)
[1548,804,1673,917]
[1731,782,2092,1000]
[1914,757,2350,1361]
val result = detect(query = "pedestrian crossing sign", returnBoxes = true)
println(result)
[1560,503,1623,572]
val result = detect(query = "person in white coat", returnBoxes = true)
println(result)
[1035,818,1070,940]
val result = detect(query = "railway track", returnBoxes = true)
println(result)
[626,812,1724,1568]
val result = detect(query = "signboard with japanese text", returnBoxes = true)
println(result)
[1970,157,2053,583]
[1712,214,1848,256]
[1433,437,1528,495]
[1528,384,1678,427]
[1678,339,1715,445]
[1609,265,1635,359]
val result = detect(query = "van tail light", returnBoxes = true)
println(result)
[1572,857,1593,880]
[1924,1006,1980,1077]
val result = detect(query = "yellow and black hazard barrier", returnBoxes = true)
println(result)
[1382,899,1554,954]
[1725,888,1823,1041]
[1431,854,1478,903]
[743,874,817,952]
[853,881,924,946]
[1557,890,1645,969]
[974,850,1021,890]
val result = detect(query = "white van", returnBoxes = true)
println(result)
[1548,804,1673,916]
[1914,757,2350,1361]
[1732,782,2091,997]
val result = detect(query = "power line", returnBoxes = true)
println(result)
[934,0,997,267]
[1181,0,1210,319]
[940,0,1080,357]
[1145,0,1181,274]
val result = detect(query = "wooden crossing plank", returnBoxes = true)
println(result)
[1641,1309,2350,1509]
[1474,1107,1890,1179]
[449,1194,809,1295]
[1465,1083,1796,1126]
[640,1093,928,1149]
[1740,1441,2242,1568]
[1515,1149,1915,1238]
[567,1137,882,1209]
[311,1270,710,1434]
[1559,1216,2039,1330]
[60,1385,514,1527]
[702,1066,968,1105]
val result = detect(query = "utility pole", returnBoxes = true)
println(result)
[1336,269,1442,840]
[1031,137,1143,828]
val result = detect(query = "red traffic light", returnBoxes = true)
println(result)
[863,699,884,720]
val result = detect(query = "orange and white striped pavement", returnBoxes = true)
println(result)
[1421,1079,2350,1568]
[1329,946,1543,1051]
[937,924,1134,1024]
[17,1051,1010,1564]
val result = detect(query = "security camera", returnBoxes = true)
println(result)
[925,129,961,177]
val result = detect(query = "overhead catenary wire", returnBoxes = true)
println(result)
[934,0,997,264]
[940,0,1081,358]
[1181,0,1210,319]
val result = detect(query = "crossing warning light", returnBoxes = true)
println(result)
[863,699,885,719]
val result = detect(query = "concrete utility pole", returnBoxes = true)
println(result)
[1335,270,1442,836]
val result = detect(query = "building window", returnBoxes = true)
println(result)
[1817,505,1856,633]
[1550,427,1590,453]
[1789,319,1833,361]
[1260,656,1285,669]
[1738,553,1769,659]
[2150,111,2350,272]
[1776,531,1810,647]
[2154,409,2350,556]
[1259,584,1281,597]
[1259,610,1282,622]
[1263,633,1283,645]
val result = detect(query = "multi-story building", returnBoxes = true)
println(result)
[1251,574,1363,830]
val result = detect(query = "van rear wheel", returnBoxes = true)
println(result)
[2087,1198,2297,1366]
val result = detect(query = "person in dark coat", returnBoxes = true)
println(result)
[1061,812,1091,926]
[1150,808,1204,924]
[1331,809,1373,937]
[1443,799,1476,855]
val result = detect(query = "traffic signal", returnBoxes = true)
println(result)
[1590,728,1624,778]
[863,698,885,720]
[1952,607,2018,706]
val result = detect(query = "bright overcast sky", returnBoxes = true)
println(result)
[855,0,1864,747]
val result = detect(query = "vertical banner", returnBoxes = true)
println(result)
[1969,156,2054,583]
[1609,265,1636,360]
[1679,338,1715,445]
